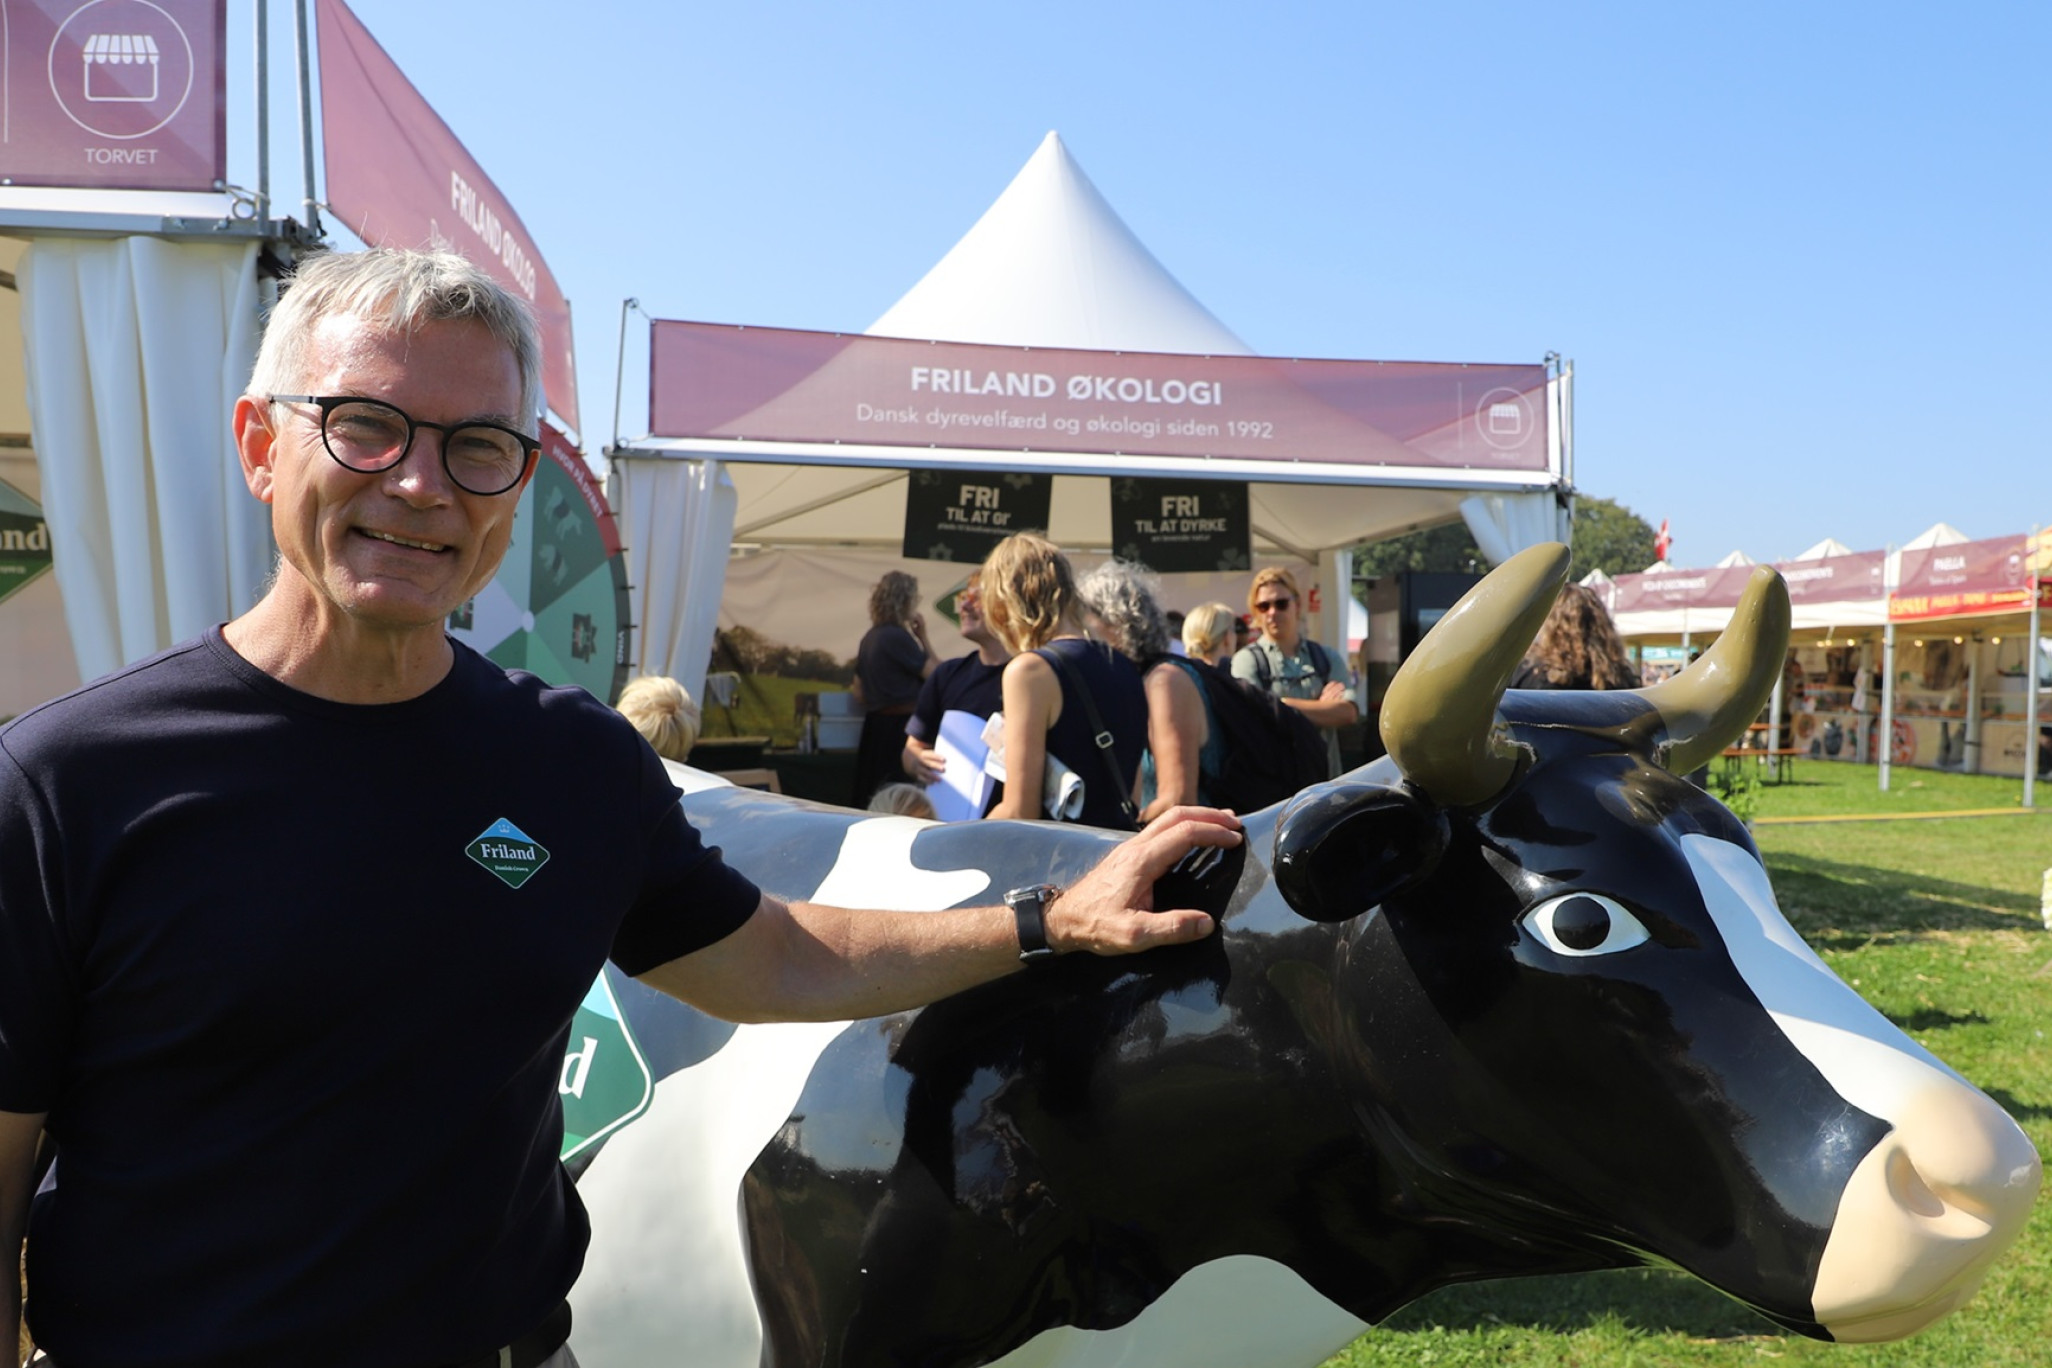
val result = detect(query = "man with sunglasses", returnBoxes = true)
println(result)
[0,249,1238,1368]
[900,572,1012,797]
[1231,565,1359,779]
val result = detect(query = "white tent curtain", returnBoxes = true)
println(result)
[1459,490,1561,566]
[610,454,737,704]
[18,236,268,682]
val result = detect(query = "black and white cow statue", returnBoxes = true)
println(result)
[567,544,2040,1368]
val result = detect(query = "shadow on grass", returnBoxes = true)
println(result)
[1376,1267,1784,1341]
[1983,1087,2052,1123]
[1761,850,2036,935]
[1890,1007,1992,1032]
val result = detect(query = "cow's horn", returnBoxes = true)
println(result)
[1379,542,1569,808]
[1637,565,1791,775]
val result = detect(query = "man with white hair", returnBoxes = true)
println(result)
[0,248,1238,1368]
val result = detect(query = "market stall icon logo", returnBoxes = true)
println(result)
[47,1,197,140]
[467,818,551,889]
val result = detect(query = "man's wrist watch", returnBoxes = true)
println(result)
[1005,883,1062,963]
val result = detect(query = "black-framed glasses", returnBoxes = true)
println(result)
[268,394,539,497]
[1254,597,1294,613]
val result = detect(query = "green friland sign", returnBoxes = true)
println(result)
[560,970,654,1162]
[0,480,54,609]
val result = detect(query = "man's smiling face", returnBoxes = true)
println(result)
[243,312,532,642]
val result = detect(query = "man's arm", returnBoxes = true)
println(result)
[1280,684,1359,730]
[2,1110,43,1363]
[639,806,1242,1023]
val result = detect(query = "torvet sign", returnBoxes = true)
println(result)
[0,0,226,192]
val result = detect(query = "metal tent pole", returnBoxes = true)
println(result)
[255,1,270,223]
[294,0,322,236]
[1880,622,1896,793]
[2025,528,2042,810]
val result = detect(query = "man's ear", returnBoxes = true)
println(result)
[233,396,280,504]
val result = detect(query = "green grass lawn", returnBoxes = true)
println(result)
[1322,764,2050,1368]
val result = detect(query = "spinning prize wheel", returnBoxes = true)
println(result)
[448,427,631,704]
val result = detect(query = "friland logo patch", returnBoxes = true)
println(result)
[467,818,550,889]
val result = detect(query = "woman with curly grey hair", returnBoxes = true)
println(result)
[852,569,940,804]
[1077,560,1224,824]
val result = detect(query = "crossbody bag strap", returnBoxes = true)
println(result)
[1034,644,1137,824]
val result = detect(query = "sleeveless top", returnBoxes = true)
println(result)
[1139,655,1226,810]
[1038,637,1147,830]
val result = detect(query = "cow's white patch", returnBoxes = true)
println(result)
[808,814,992,910]
[985,1255,1369,1368]
[572,1018,848,1367]
[1680,834,1957,1125]
[572,816,992,1367]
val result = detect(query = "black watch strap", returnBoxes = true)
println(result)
[1005,883,1060,962]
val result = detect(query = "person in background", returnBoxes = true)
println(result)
[1181,603,1238,668]
[1163,608,1188,657]
[901,572,1010,789]
[867,782,938,821]
[852,569,940,805]
[980,534,1146,830]
[1078,561,1224,825]
[1233,566,1357,779]
[616,675,701,763]
[1507,583,1638,691]
[1232,614,1255,654]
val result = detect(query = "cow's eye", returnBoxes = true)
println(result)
[1522,893,1648,957]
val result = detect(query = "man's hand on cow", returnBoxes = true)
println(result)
[1048,805,1241,955]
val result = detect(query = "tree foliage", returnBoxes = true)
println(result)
[1352,521,1488,577]
[1569,497,1658,579]
[1350,497,1657,582]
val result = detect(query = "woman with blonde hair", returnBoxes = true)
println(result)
[1181,602,1238,667]
[980,534,1146,830]
[615,675,700,762]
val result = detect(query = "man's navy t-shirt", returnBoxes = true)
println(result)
[904,651,1006,746]
[0,629,761,1367]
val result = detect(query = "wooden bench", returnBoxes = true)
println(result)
[1718,747,1802,784]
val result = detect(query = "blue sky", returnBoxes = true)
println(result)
[247,1,2048,568]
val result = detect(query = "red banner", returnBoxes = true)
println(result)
[1769,550,1887,608]
[1609,564,1760,615]
[649,322,1552,471]
[0,0,224,191]
[314,0,578,432]
[1889,534,2047,622]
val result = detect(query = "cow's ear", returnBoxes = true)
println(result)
[1272,782,1449,924]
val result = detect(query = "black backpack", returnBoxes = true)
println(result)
[1181,656,1332,813]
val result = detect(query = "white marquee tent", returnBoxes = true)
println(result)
[609,133,1572,703]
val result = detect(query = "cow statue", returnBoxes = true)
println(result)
[567,543,2040,1368]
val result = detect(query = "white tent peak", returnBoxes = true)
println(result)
[1714,549,1756,567]
[1902,522,1968,549]
[866,131,1253,356]
[1792,537,1854,560]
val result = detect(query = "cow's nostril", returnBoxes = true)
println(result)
[1884,1147,1945,1220]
